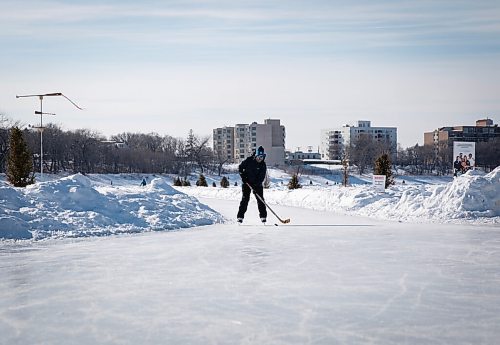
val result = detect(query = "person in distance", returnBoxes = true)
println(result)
[237,146,268,224]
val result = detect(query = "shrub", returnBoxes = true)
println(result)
[220,176,229,188]
[288,173,302,190]
[196,174,208,187]
[173,176,182,186]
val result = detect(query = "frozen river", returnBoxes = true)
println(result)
[1,198,499,344]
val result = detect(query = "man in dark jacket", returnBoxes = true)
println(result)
[237,146,268,223]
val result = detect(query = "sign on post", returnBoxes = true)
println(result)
[373,175,386,192]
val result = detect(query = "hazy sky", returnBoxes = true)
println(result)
[1,0,499,150]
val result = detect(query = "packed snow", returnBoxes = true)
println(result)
[0,174,223,240]
[1,167,499,240]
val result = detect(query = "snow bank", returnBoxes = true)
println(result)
[392,168,500,220]
[183,167,500,224]
[0,216,32,240]
[0,174,223,240]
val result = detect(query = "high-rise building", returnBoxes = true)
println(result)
[213,119,286,166]
[212,126,235,162]
[320,120,397,160]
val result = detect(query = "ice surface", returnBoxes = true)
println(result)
[1,198,500,344]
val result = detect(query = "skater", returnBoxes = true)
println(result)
[237,146,268,223]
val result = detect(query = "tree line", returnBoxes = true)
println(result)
[1,118,498,178]
[0,121,223,176]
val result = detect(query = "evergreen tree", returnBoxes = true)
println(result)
[173,176,182,186]
[374,153,394,188]
[220,176,229,188]
[182,177,191,186]
[287,173,302,190]
[196,174,208,187]
[185,129,197,161]
[7,127,35,187]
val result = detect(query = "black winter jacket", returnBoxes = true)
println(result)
[239,155,267,187]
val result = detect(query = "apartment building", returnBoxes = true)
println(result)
[212,126,235,162]
[424,118,499,149]
[213,119,286,166]
[320,120,397,160]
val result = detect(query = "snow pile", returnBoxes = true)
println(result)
[0,174,223,240]
[392,168,500,220]
[183,167,500,224]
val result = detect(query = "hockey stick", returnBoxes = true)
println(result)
[246,183,290,224]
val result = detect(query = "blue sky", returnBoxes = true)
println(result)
[1,0,499,150]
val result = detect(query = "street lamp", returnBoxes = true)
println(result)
[16,92,82,179]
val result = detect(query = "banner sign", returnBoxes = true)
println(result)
[453,142,475,176]
[373,175,386,192]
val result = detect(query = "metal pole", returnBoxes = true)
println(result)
[39,95,43,179]
[15,92,82,181]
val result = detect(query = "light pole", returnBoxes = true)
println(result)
[16,93,82,179]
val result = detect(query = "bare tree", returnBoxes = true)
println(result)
[184,131,213,174]
[42,124,70,173]
[0,114,24,173]
[476,138,500,172]
[214,151,230,176]
[347,134,376,175]
[70,129,105,174]
[436,141,453,175]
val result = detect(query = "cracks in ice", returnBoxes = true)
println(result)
[371,273,408,319]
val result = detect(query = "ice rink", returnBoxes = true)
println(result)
[1,198,499,344]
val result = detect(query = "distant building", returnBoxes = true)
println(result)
[101,140,128,149]
[285,146,321,164]
[212,126,235,162]
[424,118,500,150]
[213,119,286,166]
[320,120,397,160]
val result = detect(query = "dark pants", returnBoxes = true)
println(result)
[237,184,267,219]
